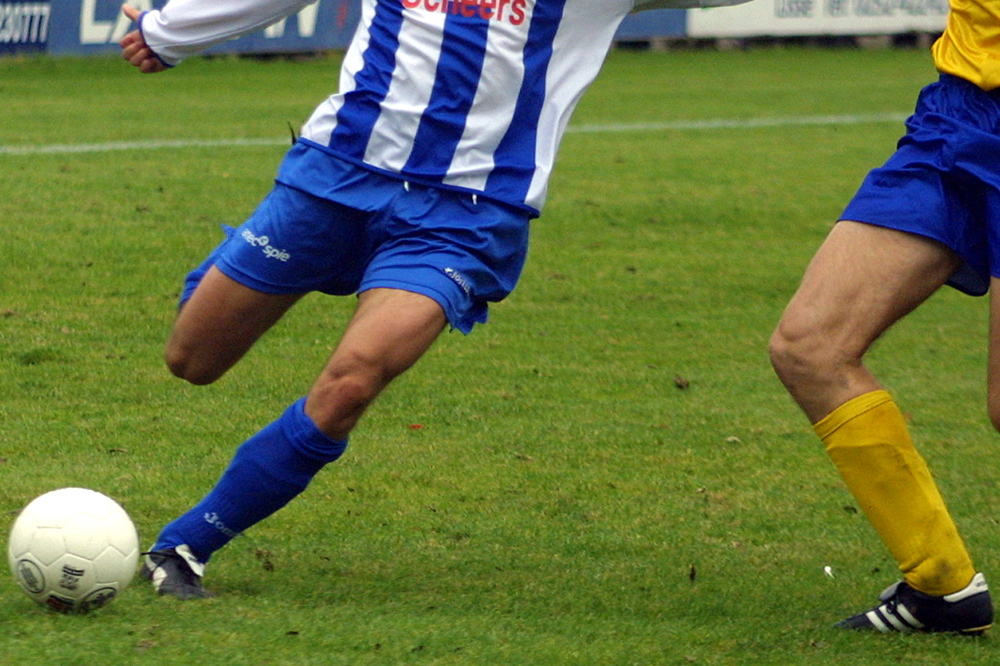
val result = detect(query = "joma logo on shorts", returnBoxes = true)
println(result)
[444,267,471,296]
[241,229,291,262]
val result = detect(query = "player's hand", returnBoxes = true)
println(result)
[119,5,167,73]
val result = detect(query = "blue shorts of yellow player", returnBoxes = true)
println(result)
[208,144,530,334]
[840,73,1000,297]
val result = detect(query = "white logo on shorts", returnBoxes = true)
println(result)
[241,228,291,262]
[444,267,471,296]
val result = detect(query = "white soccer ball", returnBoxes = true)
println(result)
[7,488,140,613]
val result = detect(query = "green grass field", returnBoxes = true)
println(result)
[2,45,998,665]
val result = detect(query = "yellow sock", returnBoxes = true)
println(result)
[815,390,975,596]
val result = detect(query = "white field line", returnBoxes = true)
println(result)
[0,113,909,156]
[0,137,288,156]
[567,112,909,134]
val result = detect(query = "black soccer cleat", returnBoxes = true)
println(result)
[141,545,212,600]
[836,572,992,634]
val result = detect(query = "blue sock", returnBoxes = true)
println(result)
[179,224,236,309]
[154,398,347,563]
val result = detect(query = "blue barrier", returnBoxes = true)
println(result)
[46,0,360,55]
[618,8,686,40]
[0,2,51,53]
[1,1,945,58]
[7,0,685,57]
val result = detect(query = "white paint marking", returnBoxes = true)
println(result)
[0,137,288,156]
[567,112,909,134]
[0,113,909,156]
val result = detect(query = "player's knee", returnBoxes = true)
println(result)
[768,321,801,377]
[164,346,223,386]
[308,352,393,422]
[304,372,381,439]
[312,370,380,412]
[768,317,829,386]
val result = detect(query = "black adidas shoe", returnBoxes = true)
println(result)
[141,545,212,600]
[837,572,992,634]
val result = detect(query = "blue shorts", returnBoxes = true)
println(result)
[840,73,1000,296]
[212,144,530,333]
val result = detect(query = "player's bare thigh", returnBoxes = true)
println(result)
[771,221,961,420]
[165,266,304,385]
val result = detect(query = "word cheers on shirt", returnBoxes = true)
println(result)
[402,0,529,25]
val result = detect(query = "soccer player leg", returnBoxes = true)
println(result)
[165,267,303,385]
[304,288,448,440]
[769,221,976,597]
[152,398,348,564]
[151,289,446,578]
[178,225,236,310]
[167,182,363,385]
[985,277,1000,434]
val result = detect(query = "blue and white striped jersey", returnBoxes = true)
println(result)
[302,0,639,213]
[139,0,747,214]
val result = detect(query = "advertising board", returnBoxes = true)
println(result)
[46,0,358,55]
[4,1,949,58]
[1,2,51,54]
[688,0,948,37]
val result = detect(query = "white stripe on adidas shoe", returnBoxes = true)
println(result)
[867,603,924,632]
[895,603,925,629]
[865,610,891,632]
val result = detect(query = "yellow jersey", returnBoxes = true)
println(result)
[932,0,1000,90]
